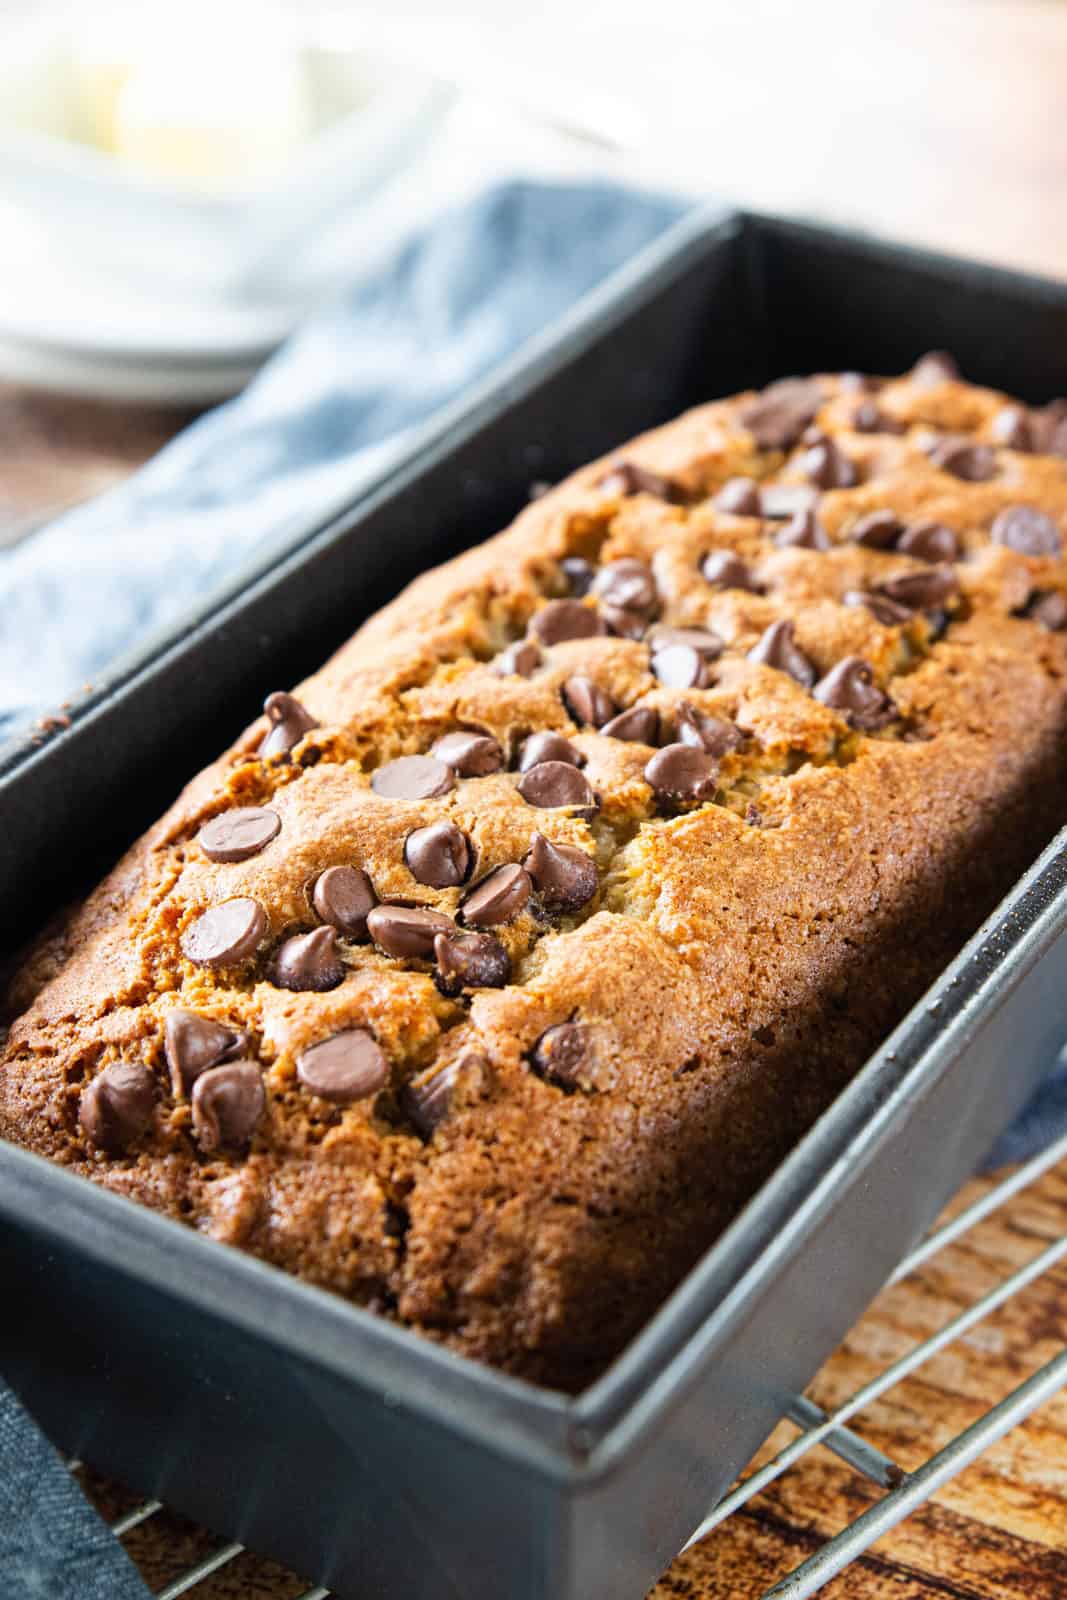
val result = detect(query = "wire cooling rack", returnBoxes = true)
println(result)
[70,1128,1067,1600]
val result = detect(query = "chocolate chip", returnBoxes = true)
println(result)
[990,505,1063,557]
[701,550,760,591]
[562,675,617,727]
[198,806,281,863]
[297,1030,390,1104]
[1024,590,1067,631]
[897,521,960,563]
[518,761,598,811]
[1034,400,1067,458]
[600,603,648,641]
[561,556,595,595]
[851,510,903,549]
[840,371,875,393]
[740,378,823,451]
[531,1022,594,1086]
[644,742,719,803]
[366,904,455,960]
[260,692,317,758]
[402,1052,490,1136]
[852,400,905,434]
[460,864,532,927]
[79,1061,155,1153]
[524,832,598,914]
[813,656,896,731]
[714,477,762,515]
[405,821,473,889]
[271,927,346,992]
[518,731,584,771]
[371,754,454,800]
[927,437,997,482]
[599,461,680,501]
[493,639,542,678]
[675,702,745,755]
[592,558,658,616]
[799,436,858,489]
[600,705,659,743]
[164,1008,246,1096]
[652,644,710,690]
[191,1062,264,1152]
[431,730,504,777]
[747,619,817,687]
[647,625,723,660]
[311,865,377,938]
[843,589,914,626]
[877,565,960,609]
[911,350,959,387]
[776,509,831,551]
[433,931,510,996]
[181,898,268,968]
[759,483,820,519]
[529,599,606,645]
[991,406,1034,451]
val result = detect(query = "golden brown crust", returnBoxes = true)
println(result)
[4,362,1067,1390]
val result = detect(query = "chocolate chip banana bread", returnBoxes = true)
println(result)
[4,354,1067,1391]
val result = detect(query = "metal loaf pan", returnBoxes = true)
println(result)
[2,210,1067,1600]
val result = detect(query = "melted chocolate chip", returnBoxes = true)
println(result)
[991,406,1034,451]
[600,705,659,743]
[592,558,658,616]
[851,510,903,549]
[599,461,680,501]
[675,702,745,755]
[1024,590,1067,631]
[911,350,959,387]
[493,639,542,678]
[460,864,532,927]
[198,806,281,863]
[843,589,914,626]
[652,644,710,690]
[164,1008,246,1096]
[433,931,510,996]
[776,509,831,551]
[260,692,317,758]
[644,742,719,803]
[431,731,504,777]
[271,927,346,992]
[402,1052,490,1136]
[990,505,1063,557]
[311,865,377,938]
[562,675,617,727]
[852,400,905,434]
[561,555,595,595]
[524,832,598,914]
[758,483,820,520]
[79,1061,155,1153]
[297,1030,390,1104]
[530,599,606,645]
[813,656,896,731]
[519,731,584,771]
[747,619,816,687]
[371,754,455,800]
[897,520,960,563]
[531,1022,594,1086]
[181,898,268,968]
[740,378,824,451]
[877,565,960,609]
[191,1062,264,1152]
[405,820,473,889]
[701,550,760,591]
[366,904,455,960]
[800,436,858,489]
[714,477,762,515]
[518,761,598,811]
[927,437,997,482]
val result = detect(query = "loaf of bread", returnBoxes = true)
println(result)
[4,355,1067,1391]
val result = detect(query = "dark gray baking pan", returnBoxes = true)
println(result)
[3,208,1067,1600]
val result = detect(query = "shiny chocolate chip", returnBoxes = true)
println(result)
[644,742,719,803]
[713,477,762,515]
[897,520,960,563]
[366,904,455,960]
[531,1022,594,1086]
[433,931,510,996]
[990,505,1063,557]
[260,691,317,759]
[759,482,820,520]
[164,1008,246,1096]
[842,589,914,626]
[191,1062,264,1152]
[371,754,455,800]
[747,619,816,687]
[431,730,504,777]
[79,1061,155,1154]
[599,461,680,501]
[852,400,905,434]
[927,437,997,482]
[647,625,723,659]
[652,644,710,690]
[740,378,823,451]
[312,865,377,939]
[519,730,584,771]
[813,656,896,731]
[799,436,858,489]
[701,550,760,591]
[181,898,268,968]
[460,864,532,928]
[198,806,281,863]
[562,675,617,728]
[529,599,606,645]
[271,927,346,992]
[675,702,745,755]
[600,705,659,743]
[991,406,1034,451]
[851,510,903,549]
[592,558,658,616]
[776,509,831,551]
[518,761,598,811]
[561,555,595,595]
[297,1030,389,1104]
[405,820,472,889]
[1024,590,1067,630]
[877,565,960,609]
[402,1051,490,1136]
[600,603,649,641]
[524,833,598,913]
[493,639,542,677]
[911,350,959,387]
